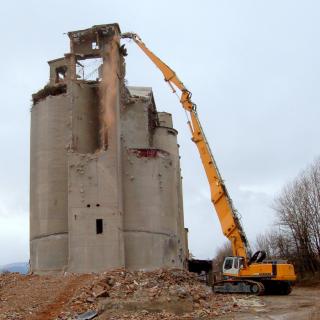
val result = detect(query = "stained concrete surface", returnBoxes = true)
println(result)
[30,93,71,272]
[121,88,187,270]
[30,24,188,273]
[68,152,125,272]
[219,286,320,320]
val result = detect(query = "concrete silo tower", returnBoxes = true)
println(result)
[30,24,188,273]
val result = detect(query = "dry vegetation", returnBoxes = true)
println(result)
[256,158,320,280]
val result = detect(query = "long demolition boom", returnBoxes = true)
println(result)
[121,33,251,261]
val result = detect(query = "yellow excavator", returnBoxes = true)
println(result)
[121,32,296,295]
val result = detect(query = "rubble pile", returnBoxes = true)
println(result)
[58,268,241,319]
[0,269,245,320]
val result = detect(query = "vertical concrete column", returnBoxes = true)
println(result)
[67,35,125,273]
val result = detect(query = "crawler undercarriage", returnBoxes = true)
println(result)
[213,279,293,295]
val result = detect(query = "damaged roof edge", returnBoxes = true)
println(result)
[67,23,121,39]
[47,57,65,65]
[32,84,67,105]
[127,86,153,98]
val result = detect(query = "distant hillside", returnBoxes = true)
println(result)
[0,262,29,274]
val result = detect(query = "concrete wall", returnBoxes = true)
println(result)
[123,150,182,269]
[155,112,188,265]
[69,82,99,153]
[68,152,124,272]
[153,113,187,268]
[121,92,186,270]
[30,93,70,272]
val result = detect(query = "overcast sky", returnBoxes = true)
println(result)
[0,0,319,265]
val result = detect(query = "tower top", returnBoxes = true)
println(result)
[67,23,121,59]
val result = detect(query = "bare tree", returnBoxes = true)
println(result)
[255,228,295,261]
[268,158,320,276]
[212,242,232,272]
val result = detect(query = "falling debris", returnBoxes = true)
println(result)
[99,35,120,150]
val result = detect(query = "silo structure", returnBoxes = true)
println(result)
[30,91,70,272]
[123,148,182,270]
[153,112,188,266]
[121,89,185,270]
[30,24,188,273]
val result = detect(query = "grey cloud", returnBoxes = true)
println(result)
[0,0,319,264]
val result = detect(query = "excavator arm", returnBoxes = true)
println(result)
[121,32,251,261]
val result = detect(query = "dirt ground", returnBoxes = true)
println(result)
[1,271,320,320]
[222,286,320,320]
[0,273,93,319]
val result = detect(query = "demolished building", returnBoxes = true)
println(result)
[30,24,188,273]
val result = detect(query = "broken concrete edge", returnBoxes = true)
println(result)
[30,80,156,108]
[32,83,67,105]
[32,81,100,105]
[32,25,135,106]
[67,23,121,45]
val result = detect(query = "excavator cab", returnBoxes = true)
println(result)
[222,257,244,276]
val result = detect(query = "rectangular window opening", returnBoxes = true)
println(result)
[76,57,103,81]
[96,219,103,234]
[92,42,99,50]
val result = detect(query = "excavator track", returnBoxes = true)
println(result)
[213,279,265,295]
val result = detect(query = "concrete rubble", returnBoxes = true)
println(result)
[0,269,252,320]
[68,268,242,319]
